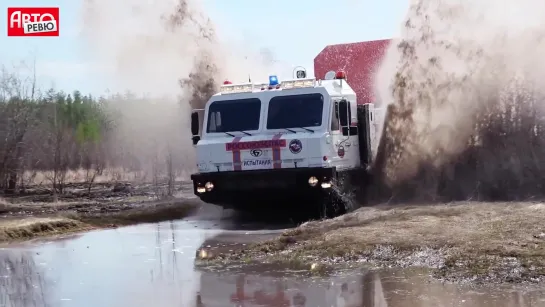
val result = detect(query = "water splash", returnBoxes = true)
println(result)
[372,0,545,201]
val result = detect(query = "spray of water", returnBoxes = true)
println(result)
[80,0,289,179]
[372,0,545,201]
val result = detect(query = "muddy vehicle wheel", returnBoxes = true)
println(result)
[319,188,349,219]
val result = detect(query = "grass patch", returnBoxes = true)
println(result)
[72,202,199,227]
[0,218,91,242]
[0,200,200,243]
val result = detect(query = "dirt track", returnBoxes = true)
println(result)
[204,201,545,283]
[0,182,199,243]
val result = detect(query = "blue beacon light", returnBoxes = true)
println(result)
[269,75,279,86]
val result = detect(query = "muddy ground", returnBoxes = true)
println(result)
[201,201,545,284]
[0,181,200,243]
[4,182,545,285]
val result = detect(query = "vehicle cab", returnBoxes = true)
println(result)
[189,69,369,213]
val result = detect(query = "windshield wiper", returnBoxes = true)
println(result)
[223,131,252,137]
[296,127,314,133]
[283,128,297,133]
[237,130,252,136]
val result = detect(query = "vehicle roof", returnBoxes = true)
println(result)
[209,79,356,102]
[314,39,391,105]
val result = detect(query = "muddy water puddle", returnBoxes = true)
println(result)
[0,213,543,307]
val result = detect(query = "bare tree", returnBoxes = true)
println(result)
[0,60,39,194]
[166,144,175,197]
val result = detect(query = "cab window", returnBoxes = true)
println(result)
[331,101,340,131]
[266,93,324,129]
[206,98,261,133]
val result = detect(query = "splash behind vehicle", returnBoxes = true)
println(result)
[190,40,390,216]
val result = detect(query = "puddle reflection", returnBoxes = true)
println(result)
[0,251,52,307]
[196,269,545,307]
[0,219,543,307]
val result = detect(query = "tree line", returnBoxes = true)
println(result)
[0,68,197,197]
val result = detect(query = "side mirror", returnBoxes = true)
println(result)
[338,99,349,127]
[191,111,199,136]
[192,135,200,145]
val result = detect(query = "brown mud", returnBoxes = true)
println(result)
[0,182,199,243]
[202,201,545,284]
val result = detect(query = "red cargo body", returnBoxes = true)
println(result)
[314,39,391,105]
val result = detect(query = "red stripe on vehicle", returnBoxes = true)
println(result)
[272,134,283,169]
[231,137,242,171]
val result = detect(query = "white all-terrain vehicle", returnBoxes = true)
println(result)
[189,67,382,216]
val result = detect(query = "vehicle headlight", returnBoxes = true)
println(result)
[321,182,332,189]
[205,182,214,191]
[308,176,318,186]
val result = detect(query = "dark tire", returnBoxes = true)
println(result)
[319,188,349,219]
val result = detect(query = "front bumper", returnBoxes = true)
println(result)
[190,167,336,198]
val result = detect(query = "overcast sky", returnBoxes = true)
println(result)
[1,0,408,95]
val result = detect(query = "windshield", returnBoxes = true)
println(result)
[206,98,261,133]
[266,93,324,129]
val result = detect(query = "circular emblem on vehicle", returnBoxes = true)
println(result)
[250,149,263,157]
[289,139,302,154]
[338,145,345,158]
